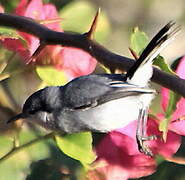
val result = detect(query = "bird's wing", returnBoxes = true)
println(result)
[62,74,154,110]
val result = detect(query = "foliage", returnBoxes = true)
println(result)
[55,132,96,169]
[0,0,185,180]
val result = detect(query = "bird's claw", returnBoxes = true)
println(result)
[136,135,158,156]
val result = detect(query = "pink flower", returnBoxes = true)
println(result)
[161,56,185,135]
[93,119,180,180]
[1,0,97,80]
[92,57,185,180]
[59,47,97,80]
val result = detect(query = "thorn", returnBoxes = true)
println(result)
[86,8,100,40]
[129,47,139,60]
[26,41,46,64]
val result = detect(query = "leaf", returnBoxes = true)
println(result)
[36,66,67,86]
[155,56,181,141]
[0,130,51,180]
[165,91,181,119]
[153,56,181,119]
[160,90,181,141]
[159,117,169,141]
[130,27,149,56]
[0,27,20,39]
[0,27,28,54]
[55,132,96,168]
[0,27,27,46]
[153,55,176,75]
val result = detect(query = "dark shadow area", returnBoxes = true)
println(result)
[26,141,81,180]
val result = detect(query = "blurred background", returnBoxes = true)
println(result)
[0,0,185,179]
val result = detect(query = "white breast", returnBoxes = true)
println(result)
[78,93,154,132]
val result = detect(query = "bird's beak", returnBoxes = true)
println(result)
[7,113,27,124]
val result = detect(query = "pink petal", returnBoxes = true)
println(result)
[60,47,97,80]
[147,118,181,157]
[161,56,185,127]
[128,154,156,178]
[96,131,156,179]
[161,87,169,111]
[116,121,139,155]
[161,56,185,111]
[171,98,185,122]
[176,56,185,79]
[23,0,44,20]
[161,89,185,127]
[95,117,181,179]
[169,119,185,136]
[117,118,181,157]
[28,36,40,55]
[1,38,30,58]
[43,4,62,31]
[0,5,4,13]
[13,0,63,64]
[15,0,28,15]
[157,113,185,136]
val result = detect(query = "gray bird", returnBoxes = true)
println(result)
[7,22,179,156]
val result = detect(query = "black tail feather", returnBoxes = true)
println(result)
[125,21,179,80]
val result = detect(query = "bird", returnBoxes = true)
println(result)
[7,22,179,156]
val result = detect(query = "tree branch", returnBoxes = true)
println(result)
[0,13,185,97]
[0,132,54,163]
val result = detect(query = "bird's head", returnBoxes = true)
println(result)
[7,86,62,130]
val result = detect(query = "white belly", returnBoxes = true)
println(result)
[78,93,154,132]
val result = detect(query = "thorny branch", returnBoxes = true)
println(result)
[0,13,185,97]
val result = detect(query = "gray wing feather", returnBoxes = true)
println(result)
[62,74,154,110]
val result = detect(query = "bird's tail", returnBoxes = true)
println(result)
[125,21,180,87]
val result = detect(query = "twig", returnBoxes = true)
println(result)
[0,132,55,163]
[0,13,184,97]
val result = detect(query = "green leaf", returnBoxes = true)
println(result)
[0,129,51,180]
[0,27,27,47]
[161,90,181,141]
[0,27,19,39]
[55,132,96,168]
[155,56,181,140]
[165,91,181,119]
[159,117,169,141]
[130,27,149,56]
[36,66,67,86]
[153,55,176,75]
